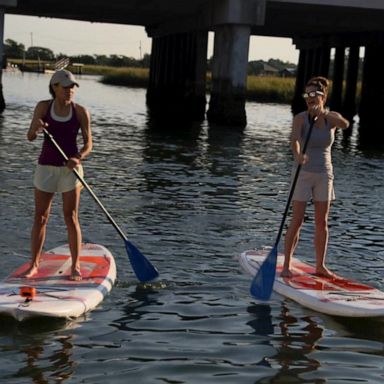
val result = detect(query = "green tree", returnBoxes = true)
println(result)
[94,54,109,66]
[69,54,96,65]
[4,38,25,58]
[26,46,55,61]
[141,53,150,68]
[248,61,265,75]
[268,58,294,71]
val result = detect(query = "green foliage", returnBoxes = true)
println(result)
[4,39,25,59]
[6,38,150,68]
[26,46,55,61]
[248,61,264,75]
[66,52,150,68]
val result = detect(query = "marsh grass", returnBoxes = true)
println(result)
[98,67,149,87]
[99,68,296,103]
[246,76,296,103]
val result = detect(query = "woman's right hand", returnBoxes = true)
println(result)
[295,153,309,165]
[28,119,48,141]
[34,119,49,135]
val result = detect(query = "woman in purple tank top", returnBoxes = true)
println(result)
[25,69,93,281]
[282,76,349,279]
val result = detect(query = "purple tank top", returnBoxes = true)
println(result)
[39,101,80,166]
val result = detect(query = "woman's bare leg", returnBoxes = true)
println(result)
[25,189,54,277]
[314,200,336,278]
[282,201,307,277]
[62,187,82,280]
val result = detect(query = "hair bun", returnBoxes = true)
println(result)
[306,76,329,91]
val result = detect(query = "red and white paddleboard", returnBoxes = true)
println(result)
[0,243,116,321]
[239,249,384,317]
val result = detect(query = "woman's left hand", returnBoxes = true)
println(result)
[67,157,81,170]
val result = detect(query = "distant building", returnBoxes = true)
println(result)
[279,67,297,77]
[260,63,279,76]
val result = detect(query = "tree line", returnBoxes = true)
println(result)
[5,38,297,75]
[5,38,151,68]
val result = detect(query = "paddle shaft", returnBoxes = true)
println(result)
[43,128,128,242]
[273,115,317,247]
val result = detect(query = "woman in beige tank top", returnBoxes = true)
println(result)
[282,76,350,279]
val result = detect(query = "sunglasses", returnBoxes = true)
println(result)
[302,91,324,99]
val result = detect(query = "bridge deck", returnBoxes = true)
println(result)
[6,0,384,39]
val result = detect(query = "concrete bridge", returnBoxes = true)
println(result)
[2,0,384,136]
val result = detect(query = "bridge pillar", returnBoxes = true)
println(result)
[146,31,208,122]
[304,49,315,81]
[330,47,345,113]
[292,49,307,115]
[358,40,384,141]
[292,43,331,115]
[321,48,331,77]
[291,48,330,115]
[313,46,330,78]
[207,24,250,127]
[0,7,5,113]
[207,0,265,127]
[342,45,359,122]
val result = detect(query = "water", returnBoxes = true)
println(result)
[0,72,383,383]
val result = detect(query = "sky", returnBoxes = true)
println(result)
[5,15,299,64]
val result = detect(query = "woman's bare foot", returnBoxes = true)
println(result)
[316,266,338,279]
[70,269,82,281]
[23,264,39,278]
[281,268,294,278]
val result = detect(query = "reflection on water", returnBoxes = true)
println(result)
[271,306,323,382]
[247,303,324,382]
[0,72,383,383]
[0,317,77,383]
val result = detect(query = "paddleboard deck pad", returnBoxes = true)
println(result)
[0,243,116,321]
[239,249,384,317]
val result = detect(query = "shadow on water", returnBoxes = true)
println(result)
[111,284,163,331]
[143,116,205,163]
[338,120,384,155]
[0,315,71,334]
[246,304,274,336]
[206,123,246,155]
[327,315,384,343]
[0,316,78,383]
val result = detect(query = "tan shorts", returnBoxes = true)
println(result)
[292,171,335,202]
[34,164,84,193]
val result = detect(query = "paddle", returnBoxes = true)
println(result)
[43,128,159,282]
[250,114,318,300]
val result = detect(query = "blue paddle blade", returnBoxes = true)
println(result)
[250,246,278,301]
[125,240,159,282]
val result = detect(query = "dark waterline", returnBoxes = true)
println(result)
[0,72,383,384]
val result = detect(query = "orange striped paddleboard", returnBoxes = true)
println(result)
[239,249,384,317]
[0,243,116,321]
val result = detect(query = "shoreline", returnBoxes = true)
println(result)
[9,60,296,104]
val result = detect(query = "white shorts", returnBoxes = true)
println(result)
[34,164,83,193]
[292,171,335,202]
